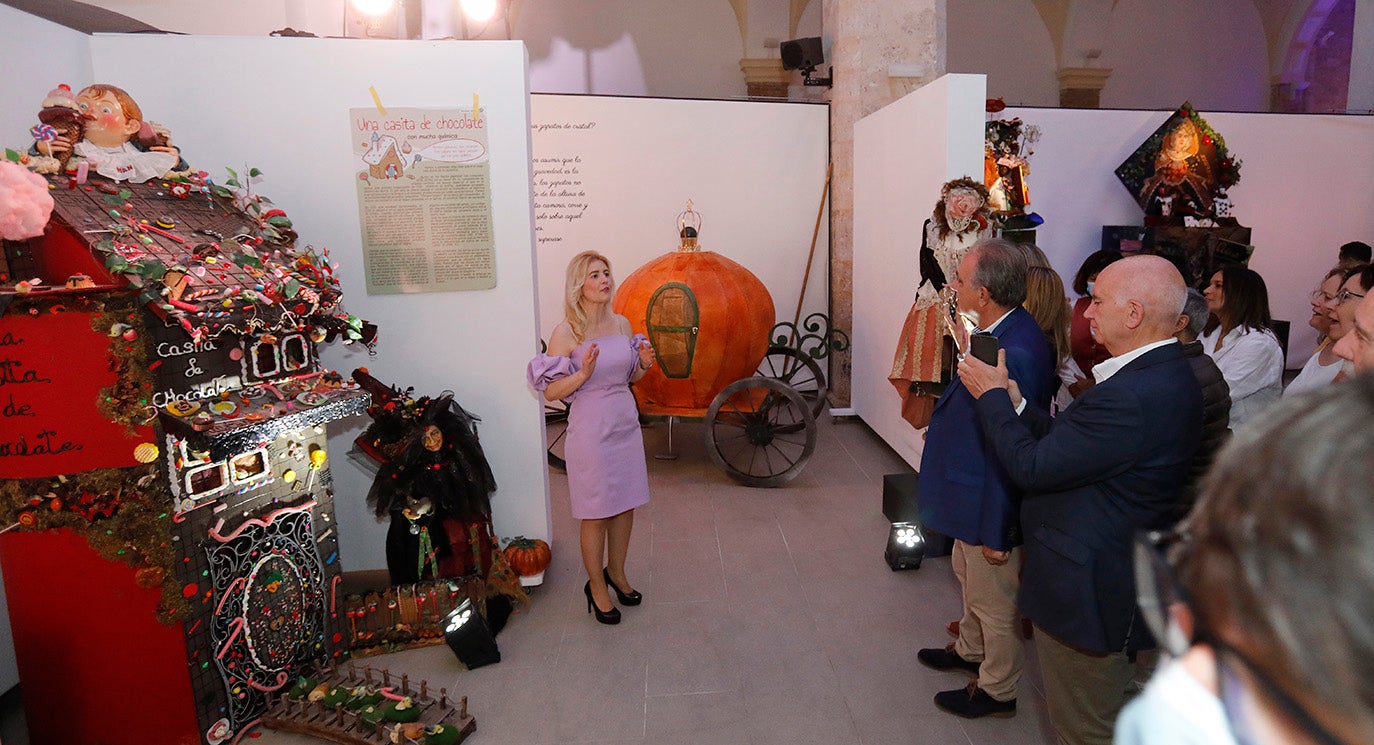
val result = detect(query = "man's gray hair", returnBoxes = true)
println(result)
[1181,288,1210,341]
[969,238,1029,308]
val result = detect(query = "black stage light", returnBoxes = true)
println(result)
[443,598,501,669]
[886,522,926,570]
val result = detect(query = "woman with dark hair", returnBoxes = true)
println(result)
[1116,376,1374,745]
[1200,266,1283,429]
[1064,249,1122,398]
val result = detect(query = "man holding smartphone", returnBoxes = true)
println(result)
[916,238,1057,719]
[956,254,1202,744]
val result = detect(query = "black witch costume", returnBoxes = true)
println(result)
[355,370,527,628]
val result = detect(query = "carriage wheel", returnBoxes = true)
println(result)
[757,345,828,420]
[545,401,570,471]
[704,377,816,487]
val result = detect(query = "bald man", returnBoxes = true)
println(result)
[957,255,1203,745]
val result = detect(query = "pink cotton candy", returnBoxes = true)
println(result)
[0,161,55,241]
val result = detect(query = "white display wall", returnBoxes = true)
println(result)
[1001,106,1374,366]
[851,74,987,469]
[0,29,549,577]
[528,94,831,345]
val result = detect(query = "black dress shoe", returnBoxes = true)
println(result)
[917,644,981,675]
[934,681,1016,719]
[603,568,642,606]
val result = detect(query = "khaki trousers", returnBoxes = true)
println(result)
[950,539,1024,701]
[1034,624,1134,745]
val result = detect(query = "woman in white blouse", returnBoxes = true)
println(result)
[1200,267,1284,430]
[1284,266,1351,395]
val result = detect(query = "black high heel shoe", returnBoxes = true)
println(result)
[584,581,621,625]
[603,568,642,606]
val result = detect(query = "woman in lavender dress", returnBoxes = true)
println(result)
[528,251,655,624]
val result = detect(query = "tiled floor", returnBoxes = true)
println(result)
[0,416,1057,745]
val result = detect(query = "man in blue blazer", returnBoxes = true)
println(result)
[916,239,1057,719]
[957,255,1203,745]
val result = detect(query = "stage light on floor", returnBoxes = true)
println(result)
[885,521,926,570]
[443,598,501,669]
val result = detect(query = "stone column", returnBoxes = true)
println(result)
[823,0,945,407]
[739,58,794,98]
[1056,66,1112,108]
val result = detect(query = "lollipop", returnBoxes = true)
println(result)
[305,446,327,490]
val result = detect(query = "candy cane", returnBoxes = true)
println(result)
[209,500,316,543]
[214,577,246,616]
[217,617,245,659]
[247,671,290,692]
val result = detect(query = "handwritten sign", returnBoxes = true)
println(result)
[0,310,153,479]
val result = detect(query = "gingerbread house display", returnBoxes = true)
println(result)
[0,84,375,745]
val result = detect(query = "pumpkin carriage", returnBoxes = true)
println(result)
[547,205,827,487]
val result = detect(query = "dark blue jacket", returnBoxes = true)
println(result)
[974,341,1202,653]
[918,306,1056,552]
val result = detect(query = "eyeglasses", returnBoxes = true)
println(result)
[1335,288,1367,305]
[1311,289,1337,304]
[1133,530,1349,745]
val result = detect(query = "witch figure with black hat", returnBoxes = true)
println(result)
[356,370,527,628]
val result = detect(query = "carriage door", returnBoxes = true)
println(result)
[646,282,698,378]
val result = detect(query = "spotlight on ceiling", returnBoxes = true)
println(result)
[780,37,833,87]
[349,0,396,17]
[460,0,499,23]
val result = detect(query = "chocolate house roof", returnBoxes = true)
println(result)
[41,170,352,343]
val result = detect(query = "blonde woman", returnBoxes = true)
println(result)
[527,251,655,624]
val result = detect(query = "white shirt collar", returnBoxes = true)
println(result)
[1092,338,1178,384]
[977,307,1015,334]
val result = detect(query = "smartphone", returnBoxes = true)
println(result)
[969,333,999,366]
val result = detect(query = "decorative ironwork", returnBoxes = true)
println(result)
[770,313,849,361]
[207,505,328,735]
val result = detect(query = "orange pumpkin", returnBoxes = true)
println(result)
[612,220,775,416]
[502,536,551,576]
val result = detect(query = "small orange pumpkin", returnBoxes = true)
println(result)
[502,536,551,577]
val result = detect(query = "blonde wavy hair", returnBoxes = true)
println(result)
[1024,265,1072,363]
[564,250,613,343]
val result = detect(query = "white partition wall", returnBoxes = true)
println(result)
[1000,107,1374,366]
[76,34,548,573]
[528,95,831,342]
[852,74,987,469]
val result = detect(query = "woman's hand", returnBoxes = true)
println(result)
[637,342,655,371]
[581,343,599,378]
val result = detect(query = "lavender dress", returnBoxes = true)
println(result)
[528,334,651,519]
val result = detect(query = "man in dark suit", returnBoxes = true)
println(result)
[916,238,1056,719]
[957,255,1202,745]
